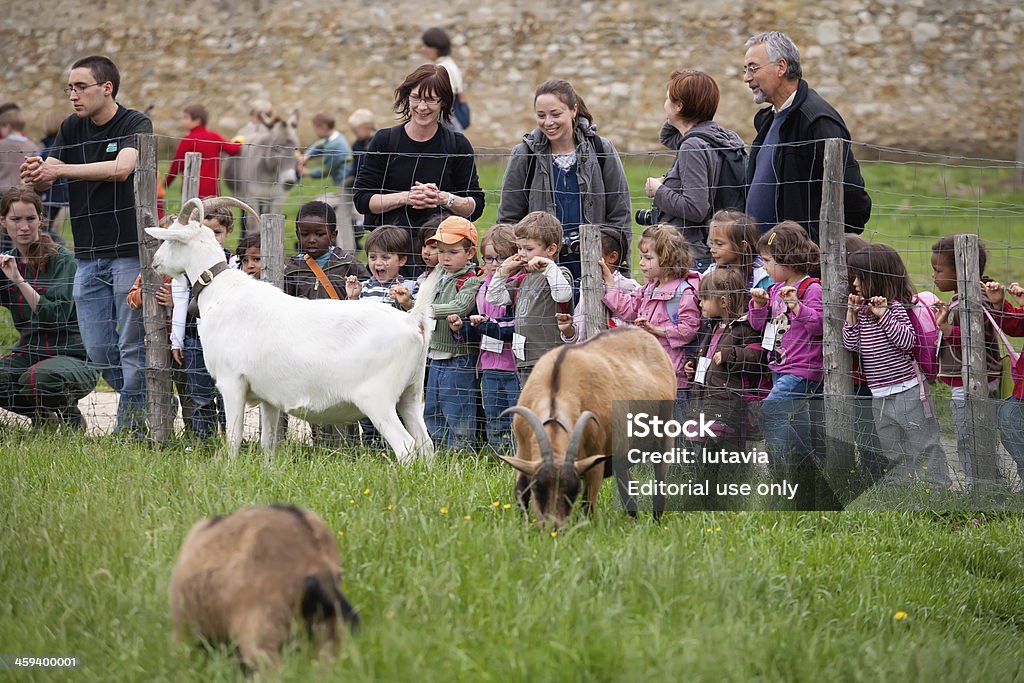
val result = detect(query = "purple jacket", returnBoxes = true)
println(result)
[603,274,701,388]
[747,278,824,381]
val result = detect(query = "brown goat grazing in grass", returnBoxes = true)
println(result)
[494,327,677,527]
[169,504,359,672]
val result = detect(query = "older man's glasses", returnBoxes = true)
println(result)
[742,62,780,76]
[63,82,103,96]
[409,94,441,107]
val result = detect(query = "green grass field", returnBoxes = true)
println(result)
[3,433,1024,682]
[2,154,1024,680]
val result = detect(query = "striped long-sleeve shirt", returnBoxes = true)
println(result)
[841,301,918,396]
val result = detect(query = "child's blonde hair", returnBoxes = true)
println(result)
[347,108,376,130]
[639,224,692,281]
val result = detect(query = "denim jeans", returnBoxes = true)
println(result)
[424,355,480,451]
[183,333,223,439]
[759,373,823,466]
[73,257,147,433]
[480,370,520,451]
[998,397,1024,482]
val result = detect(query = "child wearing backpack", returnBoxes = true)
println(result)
[749,222,825,483]
[703,210,772,290]
[843,243,949,487]
[985,280,1024,484]
[423,216,483,450]
[930,235,1003,487]
[684,268,768,507]
[486,211,574,386]
[603,224,701,402]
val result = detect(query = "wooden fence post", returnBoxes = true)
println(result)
[954,233,998,492]
[579,224,607,342]
[260,213,287,441]
[134,133,173,442]
[820,138,856,501]
[181,152,201,207]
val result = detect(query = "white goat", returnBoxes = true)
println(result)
[146,197,438,462]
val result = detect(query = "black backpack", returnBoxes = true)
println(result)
[682,131,748,223]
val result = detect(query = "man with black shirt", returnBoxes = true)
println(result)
[743,31,871,241]
[21,55,151,434]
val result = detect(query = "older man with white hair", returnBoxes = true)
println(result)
[743,31,871,241]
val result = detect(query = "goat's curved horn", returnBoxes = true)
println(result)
[499,406,554,466]
[564,411,600,466]
[177,197,205,225]
[200,196,261,230]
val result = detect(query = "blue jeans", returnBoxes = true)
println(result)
[998,397,1024,482]
[73,257,147,433]
[480,370,520,451]
[424,355,480,451]
[183,333,223,439]
[759,373,823,465]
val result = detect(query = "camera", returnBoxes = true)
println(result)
[635,208,659,226]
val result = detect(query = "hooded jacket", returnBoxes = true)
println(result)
[656,121,747,261]
[496,118,631,252]
[746,79,871,242]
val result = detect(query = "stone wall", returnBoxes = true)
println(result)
[3,0,1022,159]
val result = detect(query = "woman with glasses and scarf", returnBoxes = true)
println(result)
[496,79,631,283]
[352,64,485,276]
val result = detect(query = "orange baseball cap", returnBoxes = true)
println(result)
[426,216,478,246]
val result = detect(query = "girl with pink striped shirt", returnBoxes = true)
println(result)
[842,243,948,487]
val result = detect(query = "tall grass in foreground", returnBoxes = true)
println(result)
[2,431,1023,682]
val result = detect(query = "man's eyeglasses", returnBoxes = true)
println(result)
[409,94,441,107]
[63,82,103,96]
[742,62,780,76]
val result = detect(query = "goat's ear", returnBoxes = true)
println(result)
[574,454,610,475]
[144,227,165,241]
[492,454,541,476]
[155,224,199,243]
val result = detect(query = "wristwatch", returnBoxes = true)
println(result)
[444,192,456,209]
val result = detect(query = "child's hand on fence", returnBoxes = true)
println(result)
[1008,282,1024,299]
[447,313,463,333]
[469,314,487,327]
[345,275,362,300]
[154,283,173,308]
[847,293,863,311]
[932,300,950,327]
[683,359,695,379]
[525,256,552,273]
[498,254,524,276]
[868,296,889,318]
[778,285,800,316]
[751,288,769,308]
[982,280,1005,307]
[634,316,666,338]
[390,284,411,309]
[555,312,574,336]
[600,260,616,287]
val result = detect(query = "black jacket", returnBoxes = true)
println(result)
[746,79,871,242]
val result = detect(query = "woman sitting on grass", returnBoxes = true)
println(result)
[0,186,98,429]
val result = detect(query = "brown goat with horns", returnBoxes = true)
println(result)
[169,504,359,672]
[494,327,677,527]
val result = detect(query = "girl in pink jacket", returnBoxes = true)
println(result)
[603,225,701,399]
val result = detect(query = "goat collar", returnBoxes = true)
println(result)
[187,262,230,318]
